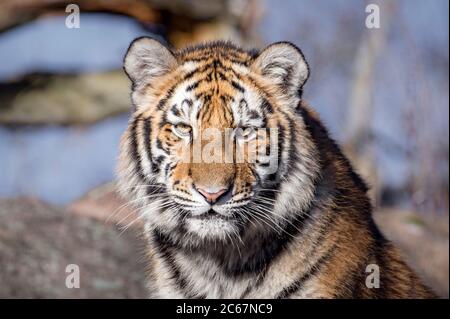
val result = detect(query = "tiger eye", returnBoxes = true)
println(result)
[173,123,192,137]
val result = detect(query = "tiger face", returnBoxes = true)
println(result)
[118,39,319,243]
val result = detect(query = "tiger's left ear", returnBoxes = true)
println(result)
[251,42,309,99]
[124,37,178,110]
[124,37,177,87]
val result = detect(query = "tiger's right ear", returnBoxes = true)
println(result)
[124,37,177,87]
[251,42,309,101]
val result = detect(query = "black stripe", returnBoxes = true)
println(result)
[182,98,193,108]
[221,93,235,103]
[216,70,229,81]
[265,123,285,183]
[276,245,335,299]
[333,261,366,299]
[130,117,146,182]
[152,230,200,298]
[182,47,250,64]
[157,86,176,110]
[186,81,200,91]
[261,98,274,114]
[163,161,171,178]
[169,104,180,117]
[239,268,268,298]
[285,116,300,174]
[248,109,261,120]
[183,67,202,81]
[183,59,243,82]
[155,138,169,155]
[231,80,245,92]
[152,155,165,174]
[173,195,198,203]
[143,118,155,174]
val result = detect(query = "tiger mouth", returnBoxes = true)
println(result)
[190,209,230,221]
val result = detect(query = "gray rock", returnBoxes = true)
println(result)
[0,197,147,298]
[0,71,131,125]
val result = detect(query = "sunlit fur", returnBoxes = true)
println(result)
[117,39,436,298]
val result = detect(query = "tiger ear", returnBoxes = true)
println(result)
[251,42,309,99]
[124,37,177,87]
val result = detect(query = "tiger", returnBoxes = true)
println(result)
[117,37,436,298]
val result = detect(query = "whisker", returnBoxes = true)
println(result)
[247,204,299,238]
[107,193,170,223]
[115,197,170,226]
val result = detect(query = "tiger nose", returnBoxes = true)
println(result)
[196,187,228,204]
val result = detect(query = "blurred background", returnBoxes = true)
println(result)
[0,0,448,298]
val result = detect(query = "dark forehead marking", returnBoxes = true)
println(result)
[248,109,262,120]
[156,85,177,110]
[176,41,255,65]
[196,92,212,102]
[231,80,245,93]
[194,91,234,124]
[182,58,244,82]
[261,98,274,114]
[182,98,193,107]
[220,93,235,104]
[156,43,258,127]
[180,51,252,65]
[194,89,236,107]
[170,104,180,117]
[186,81,200,92]
[165,99,193,120]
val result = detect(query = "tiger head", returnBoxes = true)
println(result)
[118,38,320,244]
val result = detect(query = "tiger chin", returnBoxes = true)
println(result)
[116,37,436,299]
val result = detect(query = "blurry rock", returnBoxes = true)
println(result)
[147,0,231,20]
[0,197,147,298]
[0,0,223,31]
[68,182,139,227]
[0,71,131,125]
[165,0,262,49]
[169,19,242,49]
[0,0,159,31]
[0,0,252,35]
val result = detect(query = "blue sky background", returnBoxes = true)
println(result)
[0,1,448,210]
